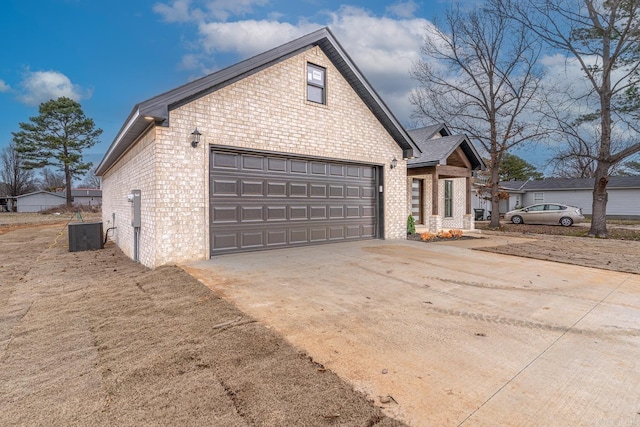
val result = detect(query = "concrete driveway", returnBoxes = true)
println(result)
[185,236,640,427]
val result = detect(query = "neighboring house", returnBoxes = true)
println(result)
[15,191,66,213]
[407,124,485,231]
[497,177,640,219]
[473,176,640,219]
[71,188,102,207]
[13,189,102,213]
[96,27,418,268]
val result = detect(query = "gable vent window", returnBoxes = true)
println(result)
[307,63,326,104]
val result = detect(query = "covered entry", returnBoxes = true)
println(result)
[210,147,380,255]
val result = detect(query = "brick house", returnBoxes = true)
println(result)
[96,27,418,268]
[406,124,485,232]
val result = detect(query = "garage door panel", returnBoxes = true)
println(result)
[289,182,308,197]
[290,205,308,220]
[213,233,238,251]
[346,186,360,198]
[241,231,264,248]
[346,225,362,238]
[310,228,328,241]
[347,166,361,177]
[210,149,378,255]
[311,162,327,175]
[310,206,327,219]
[329,186,344,197]
[329,206,344,218]
[266,206,287,221]
[362,224,375,237]
[242,155,264,170]
[213,152,239,169]
[212,206,238,223]
[267,230,287,246]
[330,164,344,176]
[290,160,308,174]
[241,180,263,196]
[266,181,287,196]
[290,228,308,243]
[240,206,263,221]
[212,179,239,195]
[310,184,327,197]
[362,186,375,198]
[267,157,287,173]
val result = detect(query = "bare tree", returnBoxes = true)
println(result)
[81,169,101,188]
[508,0,640,237]
[40,168,65,192]
[548,125,599,178]
[0,142,38,196]
[410,3,548,227]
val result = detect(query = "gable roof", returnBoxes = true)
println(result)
[68,189,102,197]
[501,176,640,191]
[96,27,419,176]
[407,123,451,141]
[407,127,484,170]
[16,190,66,199]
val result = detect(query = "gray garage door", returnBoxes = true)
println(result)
[210,148,379,255]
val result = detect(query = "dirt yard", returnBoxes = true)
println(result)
[0,213,403,426]
[474,222,640,274]
[2,213,638,426]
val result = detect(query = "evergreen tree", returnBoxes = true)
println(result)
[12,97,102,206]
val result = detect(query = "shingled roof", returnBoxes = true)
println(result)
[501,176,640,191]
[96,27,419,175]
[407,126,484,170]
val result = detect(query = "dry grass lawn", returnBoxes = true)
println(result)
[0,213,404,426]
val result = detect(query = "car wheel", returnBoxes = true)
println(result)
[511,215,523,224]
[560,217,573,227]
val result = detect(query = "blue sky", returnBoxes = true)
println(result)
[0,0,462,170]
[4,0,563,176]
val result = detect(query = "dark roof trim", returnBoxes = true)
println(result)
[96,27,418,175]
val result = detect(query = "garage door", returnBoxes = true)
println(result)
[210,148,380,255]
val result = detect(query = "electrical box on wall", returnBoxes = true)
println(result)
[129,190,141,227]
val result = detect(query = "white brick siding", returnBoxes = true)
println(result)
[102,46,406,268]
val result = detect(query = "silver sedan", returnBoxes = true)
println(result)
[504,203,585,227]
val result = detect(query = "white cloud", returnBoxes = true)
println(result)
[0,80,10,92]
[19,70,89,106]
[154,0,193,23]
[198,20,318,56]
[204,0,269,21]
[385,1,419,18]
[154,0,269,23]
[163,4,432,124]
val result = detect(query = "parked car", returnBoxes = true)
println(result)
[504,203,585,226]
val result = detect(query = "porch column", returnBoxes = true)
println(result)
[466,176,471,214]
[431,172,439,215]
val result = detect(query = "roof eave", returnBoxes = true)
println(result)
[96,27,420,175]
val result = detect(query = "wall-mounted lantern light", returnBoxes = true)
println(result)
[191,128,201,148]
[390,157,398,169]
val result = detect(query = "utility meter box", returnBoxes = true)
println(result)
[129,190,141,227]
[68,222,104,252]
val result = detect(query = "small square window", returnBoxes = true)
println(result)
[307,63,325,104]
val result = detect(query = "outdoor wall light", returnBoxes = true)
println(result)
[390,157,398,169]
[191,128,201,148]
